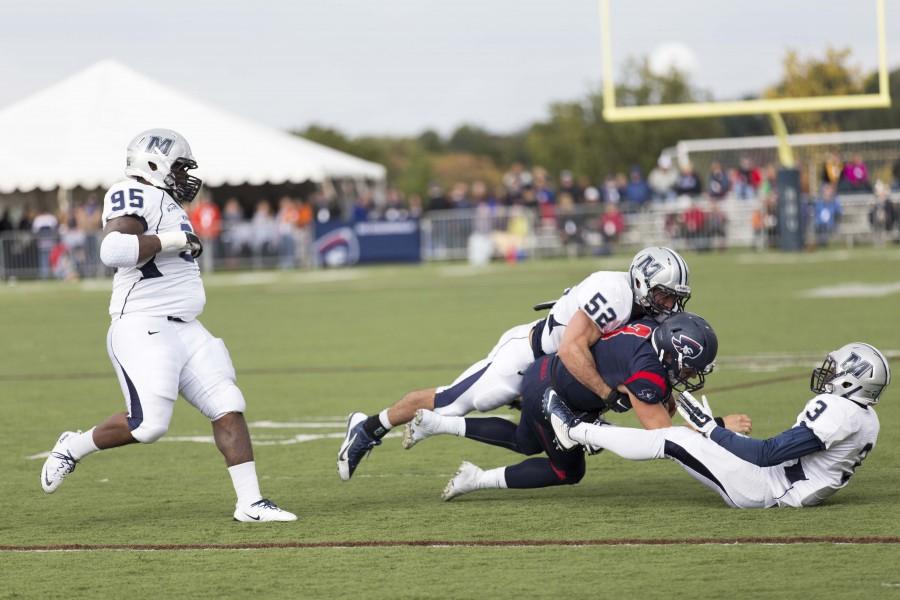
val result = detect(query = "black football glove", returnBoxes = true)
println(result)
[603,389,632,413]
[185,232,203,259]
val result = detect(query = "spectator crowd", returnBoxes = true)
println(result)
[1,153,898,280]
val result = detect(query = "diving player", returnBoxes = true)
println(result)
[544,342,889,508]
[428,312,745,500]
[337,247,693,481]
[39,129,296,522]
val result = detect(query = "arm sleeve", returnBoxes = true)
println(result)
[708,423,826,467]
[99,231,140,268]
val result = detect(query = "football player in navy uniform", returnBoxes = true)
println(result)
[544,342,889,508]
[425,313,746,500]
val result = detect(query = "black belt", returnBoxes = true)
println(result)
[167,316,186,323]
[784,461,807,484]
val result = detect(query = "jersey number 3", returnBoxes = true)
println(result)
[583,292,617,328]
[805,400,828,421]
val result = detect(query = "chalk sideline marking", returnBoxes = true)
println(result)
[3,537,900,553]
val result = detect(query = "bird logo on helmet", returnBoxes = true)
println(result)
[651,312,718,393]
[672,334,703,359]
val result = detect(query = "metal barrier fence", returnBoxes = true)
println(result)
[0,194,891,280]
[420,195,887,262]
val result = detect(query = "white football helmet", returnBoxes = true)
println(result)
[811,342,891,405]
[629,246,691,318]
[125,128,202,203]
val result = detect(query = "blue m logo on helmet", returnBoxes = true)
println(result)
[841,353,874,379]
[146,136,175,156]
[634,254,663,279]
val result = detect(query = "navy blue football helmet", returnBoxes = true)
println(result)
[651,312,718,392]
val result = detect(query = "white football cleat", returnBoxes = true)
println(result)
[441,461,483,502]
[233,498,298,522]
[41,431,79,493]
[402,409,443,450]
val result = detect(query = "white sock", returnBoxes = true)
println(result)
[570,423,664,460]
[378,409,393,431]
[477,467,508,490]
[228,461,262,507]
[441,415,466,437]
[430,411,466,436]
[67,428,100,461]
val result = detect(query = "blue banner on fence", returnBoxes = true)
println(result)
[313,219,421,266]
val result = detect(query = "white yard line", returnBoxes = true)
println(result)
[800,281,900,298]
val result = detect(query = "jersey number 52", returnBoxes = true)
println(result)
[583,292,617,328]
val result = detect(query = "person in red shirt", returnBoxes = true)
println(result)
[189,194,222,241]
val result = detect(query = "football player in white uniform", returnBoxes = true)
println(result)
[40,129,296,522]
[544,342,889,508]
[337,246,692,481]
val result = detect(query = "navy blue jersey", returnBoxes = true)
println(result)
[547,319,669,412]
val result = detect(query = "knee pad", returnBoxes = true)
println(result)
[561,461,586,485]
[544,455,586,485]
[181,336,246,420]
[131,422,168,444]
[205,381,247,421]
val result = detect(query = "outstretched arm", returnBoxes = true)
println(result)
[557,310,612,399]
[708,425,825,467]
[628,388,672,429]
[676,392,816,465]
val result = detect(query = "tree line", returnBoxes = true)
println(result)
[293,48,900,198]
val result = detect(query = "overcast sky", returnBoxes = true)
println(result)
[0,0,896,137]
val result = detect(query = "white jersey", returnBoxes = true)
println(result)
[766,394,879,507]
[539,271,633,355]
[102,179,205,321]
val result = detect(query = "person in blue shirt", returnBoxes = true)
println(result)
[812,183,842,247]
[544,342,890,508]
[624,167,652,212]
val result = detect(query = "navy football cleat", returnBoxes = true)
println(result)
[337,412,381,481]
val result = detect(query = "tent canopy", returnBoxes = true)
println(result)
[0,60,386,194]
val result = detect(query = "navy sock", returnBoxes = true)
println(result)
[464,417,521,452]
[362,414,388,440]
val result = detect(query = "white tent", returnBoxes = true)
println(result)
[0,60,386,194]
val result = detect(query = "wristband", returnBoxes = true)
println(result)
[157,231,188,253]
[714,417,725,428]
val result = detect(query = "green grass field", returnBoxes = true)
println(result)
[2,248,900,599]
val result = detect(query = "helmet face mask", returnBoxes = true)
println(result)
[165,158,203,204]
[630,247,691,319]
[125,129,202,203]
[651,312,718,393]
[810,343,891,406]
[647,285,690,316]
[665,355,715,393]
[810,356,838,396]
